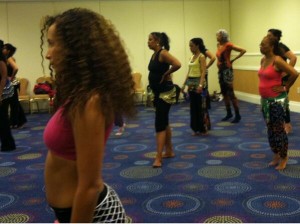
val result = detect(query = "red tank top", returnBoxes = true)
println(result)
[258,63,282,98]
[43,107,112,160]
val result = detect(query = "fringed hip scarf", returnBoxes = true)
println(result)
[159,86,177,104]
[261,92,288,123]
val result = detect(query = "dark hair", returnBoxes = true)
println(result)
[264,35,280,55]
[268,29,282,41]
[151,32,170,50]
[190,38,207,55]
[40,8,136,122]
[3,43,17,58]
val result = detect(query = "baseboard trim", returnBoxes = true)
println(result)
[235,91,300,113]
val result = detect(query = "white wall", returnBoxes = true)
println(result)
[230,0,300,71]
[2,0,300,97]
[0,0,230,95]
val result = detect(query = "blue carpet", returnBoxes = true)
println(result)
[0,100,300,223]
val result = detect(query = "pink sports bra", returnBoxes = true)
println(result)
[44,107,112,160]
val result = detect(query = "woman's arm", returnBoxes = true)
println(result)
[205,50,216,69]
[0,61,8,99]
[7,57,18,80]
[231,45,246,64]
[181,67,191,93]
[274,56,299,92]
[284,50,297,67]
[71,94,106,222]
[160,49,181,83]
[197,54,207,93]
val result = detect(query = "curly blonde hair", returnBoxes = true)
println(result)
[40,8,136,123]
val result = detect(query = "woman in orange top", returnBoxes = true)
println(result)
[216,29,246,123]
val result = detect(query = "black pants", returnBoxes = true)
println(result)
[189,91,206,133]
[9,85,27,127]
[154,97,171,132]
[0,97,16,151]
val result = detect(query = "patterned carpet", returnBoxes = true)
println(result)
[0,100,300,223]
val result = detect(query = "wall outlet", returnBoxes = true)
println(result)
[297,87,300,94]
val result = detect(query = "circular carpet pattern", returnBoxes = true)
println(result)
[9,174,37,182]
[244,194,300,216]
[0,167,17,177]
[127,181,162,193]
[273,183,297,192]
[103,162,121,169]
[217,137,242,143]
[181,154,197,159]
[0,213,31,223]
[206,159,222,165]
[26,163,45,170]
[144,194,204,216]
[180,183,209,192]
[134,160,151,165]
[13,133,31,140]
[211,198,234,207]
[17,153,42,160]
[14,184,37,192]
[0,162,15,166]
[113,144,147,153]
[250,153,266,159]
[210,150,236,158]
[247,173,277,182]
[120,166,162,179]
[288,150,300,157]
[243,161,268,169]
[215,182,252,194]
[171,122,187,127]
[208,129,237,136]
[175,143,208,152]
[238,142,270,151]
[279,165,300,178]
[203,215,243,223]
[167,161,193,169]
[0,146,31,154]
[165,173,193,182]
[0,193,16,209]
[198,166,241,179]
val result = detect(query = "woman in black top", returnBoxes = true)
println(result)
[2,43,27,128]
[0,40,16,151]
[267,29,297,134]
[147,32,181,168]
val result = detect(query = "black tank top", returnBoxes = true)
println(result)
[148,49,171,93]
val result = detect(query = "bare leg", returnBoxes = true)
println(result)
[153,130,166,168]
[269,153,280,166]
[163,126,175,158]
[275,157,288,170]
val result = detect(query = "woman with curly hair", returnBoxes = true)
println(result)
[41,8,136,222]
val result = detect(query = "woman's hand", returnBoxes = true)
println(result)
[196,86,203,94]
[272,85,286,93]
[159,73,171,83]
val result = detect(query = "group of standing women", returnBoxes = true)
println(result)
[147,29,298,171]
[147,29,246,168]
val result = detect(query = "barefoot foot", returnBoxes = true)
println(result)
[269,154,280,166]
[152,158,162,168]
[275,157,288,170]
